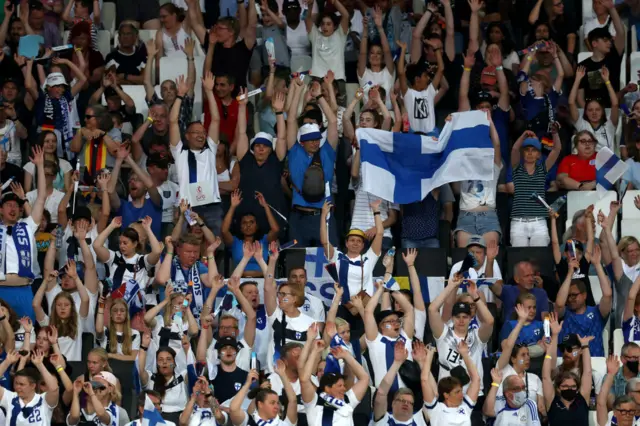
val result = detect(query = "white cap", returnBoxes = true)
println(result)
[94,371,117,387]
[44,72,68,88]
[250,132,275,148]
[297,123,322,143]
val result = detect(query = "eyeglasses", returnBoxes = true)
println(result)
[277,292,294,298]
[382,319,401,325]
[85,114,95,119]
[553,1,563,5]
[625,355,640,361]
[187,130,206,136]
[219,325,237,331]
[578,139,595,145]
[617,409,635,416]
[563,346,579,353]
[567,292,582,299]
[394,398,414,405]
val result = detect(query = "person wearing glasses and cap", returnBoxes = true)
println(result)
[67,371,130,426]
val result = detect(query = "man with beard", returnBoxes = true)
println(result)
[107,144,162,236]
[0,2,26,56]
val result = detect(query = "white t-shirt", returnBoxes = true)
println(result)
[224,305,270,370]
[171,138,221,207]
[287,22,311,58]
[459,163,502,211]
[5,216,41,278]
[493,397,541,426]
[0,391,55,426]
[574,116,616,153]
[105,251,155,306]
[267,306,316,372]
[435,324,485,395]
[449,257,502,304]
[157,180,179,223]
[329,247,380,299]
[358,67,396,110]
[497,364,543,402]
[66,404,130,426]
[57,224,101,271]
[424,396,474,426]
[304,389,359,426]
[238,411,294,426]
[38,314,86,361]
[301,293,326,323]
[97,327,141,355]
[143,372,189,413]
[374,412,427,426]
[583,16,616,40]
[403,85,437,134]
[46,285,98,335]
[187,406,216,426]
[206,336,251,373]
[365,331,413,388]
[26,189,66,224]
[310,25,348,81]
[24,159,72,191]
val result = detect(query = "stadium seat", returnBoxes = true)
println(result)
[102,2,116,37]
[64,29,111,58]
[82,332,95,360]
[578,26,585,54]
[159,55,205,120]
[395,248,447,277]
[633,26,638,53]
[621,219,640,242]
[566,190,617,239]
[578,52,593,64]
[589,410,598,426]
[613,328,624,356]
[622,190,640,219]
[603,328,609,357]
[290,55,312,73]
[504,247,555,282]
[631,52,640,85]
[620,53,627,95]
[591,356,607,378]
[589,275,602,305]
[582,0,593,22]
[110,360,137,417]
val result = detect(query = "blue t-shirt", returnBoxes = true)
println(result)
[622,316,640,343]
[231,235,268,272]
[118,198,162,237]
[499,285,550,322]
[559,305,607,356]
[289,141,336,208]
[499,320,544,346]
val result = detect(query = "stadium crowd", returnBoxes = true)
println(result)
[2,0,640,425]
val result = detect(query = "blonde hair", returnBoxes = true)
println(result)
[51,292,79,339]
[619,236,640,254]
[281,283,305,308]
[335,318,349,329]
[163,293,185,325]
[109,299,134,355]
[88,348,113,373]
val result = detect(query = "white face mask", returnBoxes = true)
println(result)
[511,390,527,408]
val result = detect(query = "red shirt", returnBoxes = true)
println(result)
[203,95,249,143]
[557,153,597,182]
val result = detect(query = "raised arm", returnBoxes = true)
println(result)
[403,249,426,312]
[410,5,434,62]
[598,355,619,426]
[496,304,529,370]
[320,200,336,259]
[592,245,612,318]
[569,66,585,123]
[202,71,220,143]
[286,79,304,148]
[458,51,475,112]
[92,217,121,263]
[28,146,47,225]
[169,77,185,147]
[542,313,561,411]
[364,281,385,341]
[467,280,494,343]
[264,245,278,316]
[428,276,462,339]
[397,40,408,95]
[555,259,578,317]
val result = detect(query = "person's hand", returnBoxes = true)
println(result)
[349,294,364,311]
[402,248,417,267]
[19,317,33,333]
[242,241,256,259]
[141,215,153,230]
[237,87,248,105]
[176,75,188,97]
[50,352,66,369]
[65,259,78,279]
[102,74,112,88]
[10,182,25,200]
[255,191,268,208]
[330,346,348,360]
[227,276,240,294]
[141,332,151,348]
[575,65,586,81]
[313,339,326,352]
[268,240,279,261]
[607,354,620,375]
[591,244,602,265]
[354,88,364,101]
[96,173,110,191]
[145,39,157,58]
[202,71,215,92]
[4,1,14,16]
[373,5,383,27]
[548,312,562,335]
[184,37,195,58]
[272,91,285,112]
[490,367,502,384]
[31,349,44,366]
[246,369,259,386]
[467,0,483,12]
[457,340,470,357]
[466,280,478,299]
[5,350,19,365]
[83,381,96,396]
[486,240,498,260]
[515,303,528,323]
[424,38,442,50]
[462,49,475,69]
[116,143,130,161]
[333,282,344,303]
[231,189,242,207]
[601,0,614,9]
[578,335,594,347]
[274,359,287,377]
[521,130,537,140]
[164,236,174,253]
[362,15,369,30]
[568,256,580,273]
[309,81,322,98]
[412,340,427,365]
[324,69,335,87]
[47,325,58,344]
[393,340,408,363]
[321,200,332,217]
[207,237,221,255]
[30,145,44,166]
[426,2,438,13]
[74,220,88,240]
[369,86,380,102]
[370,199,381,213]
[111,216,122,229]
[599,65,611,82]
[13,54,25,67]
[307,322,319,341]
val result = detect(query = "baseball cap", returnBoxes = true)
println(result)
[466,235,486,248]
[250,132,274,149]
[346,229,367,240]
[374,309,404,325]
[215,336,239,351]
[44,72,68,88]
[0,192,25,206]
[298,123,322,143]
[94,371,117,387]
[560,334,581,351]
[522,137,542,151]
[452,302,472,317]
[473,90,493,107]
[2,77,19,88]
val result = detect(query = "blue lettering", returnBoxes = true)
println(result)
[319,282,335,302]
[27,409,42,423]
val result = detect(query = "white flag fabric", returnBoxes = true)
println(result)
[596,147,627,199]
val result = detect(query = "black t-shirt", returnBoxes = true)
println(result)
[204,39,254,95]
[105,43,148,77]
[578,46,623,107]
[556,255,595,306]
[537,8,578,53]
[212,366,248,404]
[548,394,589,426]
[0,162,23,185]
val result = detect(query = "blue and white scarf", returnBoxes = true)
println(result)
[42,93,73,158]
[171,257,204,323]
[0,222,34,281]
[337,252,366,304]
[10,394,42,426]
[106,401,119,426]
[318,392,352,426]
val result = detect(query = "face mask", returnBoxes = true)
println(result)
[560,389,577,401]
[627,361,639,374]
[511,390,527,408]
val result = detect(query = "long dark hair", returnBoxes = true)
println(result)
[154,347,177,398]
[485,22,515,57]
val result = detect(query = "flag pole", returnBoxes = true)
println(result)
[72,162,80,214]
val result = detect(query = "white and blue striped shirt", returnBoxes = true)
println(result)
[494,397,541,426]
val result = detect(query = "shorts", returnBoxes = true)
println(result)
[454,210,502,239]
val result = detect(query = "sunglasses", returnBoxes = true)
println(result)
[85,114,95,119]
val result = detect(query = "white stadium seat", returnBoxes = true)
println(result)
[623,190,640,219]
[590,275,601,305]
[614,328,624,356]
[631,52,640,85]
[102,2,116,37]
[583,0,594,23]
[578,51,593,64]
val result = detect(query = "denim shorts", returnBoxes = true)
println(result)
[454,210,502,238]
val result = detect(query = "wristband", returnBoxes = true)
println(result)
[275,111,284,115]
[203,323,209,329]
[19,63,25,69]
[140,345,149,351]
[56,366,64,372]
[315,94,324,101]
[204,393,212,398]
[74,47,82,52]
[526,56,533,62]
[473,297,481,303]
[373,211,381,216]
[545,355,552,359]
[491,382,499,388]
[146,116,154,123]
[187,57,194,61]
[197,221,205,227]
[463,67,472,71]
[166,252,173,256]
[0,316,6,322]
[176,95,184,101]
[581,345,589,349]
[495,66,503,71]
[605,80,611,85]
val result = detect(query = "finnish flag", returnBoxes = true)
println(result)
[356,110,495,204]
[596,147,628,198]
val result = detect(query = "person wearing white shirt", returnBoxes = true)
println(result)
[229,365,298,426]
[169,71,222,236]
[180,376,227,426]
[449,236,503,303]
[364,283,415,390]
[597,355,637,426]
[0,350,59,426]
[305,0,350,81]
[321,200,383,305]
[429,275,494,395]
[24,166,66,224]
[288,267,326,331]
[483,369,541,426]
[422,339,480,426]
[299,335,370,426]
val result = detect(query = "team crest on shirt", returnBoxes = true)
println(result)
[163,190,171,198]
[235,382,242,391]
[520,415,527,422]
[458,408,465,415]
[587,312,594,319]
[296,332,302,340]
[414,98,430,119]
[534,329,540,336]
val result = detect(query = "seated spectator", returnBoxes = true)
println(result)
[556,251,611,356]
[499,294,545,354]
[528,0,577,54]
[569,66,619,152]
[430,277,494,393]
[597,355,637,426]
[579,24,624,108]
[491,260,550,321]
[509,132,561,247]
[105,22,148,85]
[542,313,593,425]
[24,131,72,192]
[556,131,597,191]
[484,368,543,425]
[68,371,130,426]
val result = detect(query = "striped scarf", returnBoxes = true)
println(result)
[43,93,72,158]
